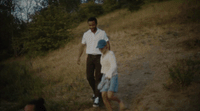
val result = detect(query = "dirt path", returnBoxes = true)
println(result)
[117,51,155,110]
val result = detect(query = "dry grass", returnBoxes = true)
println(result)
[1,0,200,110]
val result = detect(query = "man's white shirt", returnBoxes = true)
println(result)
[82,28,109,55]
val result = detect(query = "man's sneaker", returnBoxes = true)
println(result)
[93,97,99,107]
[90,94,95,101]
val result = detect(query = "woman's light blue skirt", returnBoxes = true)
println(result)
[98,74,118,93]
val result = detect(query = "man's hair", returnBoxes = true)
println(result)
[87,17,97,24]
[27,98,47,111]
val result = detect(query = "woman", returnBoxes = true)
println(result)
[96,39,126,111]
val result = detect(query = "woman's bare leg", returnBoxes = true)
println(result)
[107,91,125,110]
[102,92,112,111]
[107,91,120,103]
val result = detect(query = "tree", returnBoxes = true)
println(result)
[23,6,73,56]
[13,0,34,22]
[77,1,104,21]
[47,0,81,12]
[0,0,22,60]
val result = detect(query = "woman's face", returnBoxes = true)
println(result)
[99,46,107,54]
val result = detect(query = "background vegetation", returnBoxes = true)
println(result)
[0,0,158,60]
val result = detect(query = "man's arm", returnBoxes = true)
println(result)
[107,41,111,50]
[77,43,86,65]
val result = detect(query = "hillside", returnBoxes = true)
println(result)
[1,0,200,111]
[72,0,200,110]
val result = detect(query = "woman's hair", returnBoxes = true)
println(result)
[27,98,47,111]
[87,17,97,24]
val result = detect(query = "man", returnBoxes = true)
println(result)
[77,17,110,107]
[24,98,46,111]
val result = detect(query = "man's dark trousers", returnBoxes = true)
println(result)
[86,54,102,98]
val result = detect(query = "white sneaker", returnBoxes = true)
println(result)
[93,97,99,107]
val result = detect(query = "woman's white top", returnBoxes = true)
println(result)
[100,51,118,79]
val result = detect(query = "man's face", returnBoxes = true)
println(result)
[88,21,97,32]
[24,105,35,111]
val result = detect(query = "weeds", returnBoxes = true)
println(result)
[0,61,44,110]
[167,59,199,88]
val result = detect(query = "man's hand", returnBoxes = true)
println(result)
[77,43,85,65]
[77,58,81,65]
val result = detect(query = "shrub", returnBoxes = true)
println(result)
[127,0,144,12]
[119,0,144,12]
[0,62,44,102]
[102,0,120,13]
[144,0,168,3]
[168,59,197,87]
[23,6,73,57]
[77,1,104,21]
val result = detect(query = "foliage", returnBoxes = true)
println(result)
[1,0,172,61]
[11,21,27,57]
[127,0,144,12]
[77,1,104,22]
[102,0,120,13]
[23,6,73,56]
[168,59,198,87]
[47,0,81,12]
[144,0,169,3]
[0,62,44,102]
[0,11,13,60]
[0,0,24,60]
[119,0,144,12]
[58,0,81,12]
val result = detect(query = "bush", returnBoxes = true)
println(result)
[168,59,197,87]
[102,0,120,13]
[0,62,44,102]
[77,1,104,21]
[119,0,144,12]
[144,0,168,3]
[127,0,144,12]
[23,6,73,57]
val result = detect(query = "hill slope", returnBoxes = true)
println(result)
[1,0,200,111]
[72,0,200,110]
[28,0,200,110]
